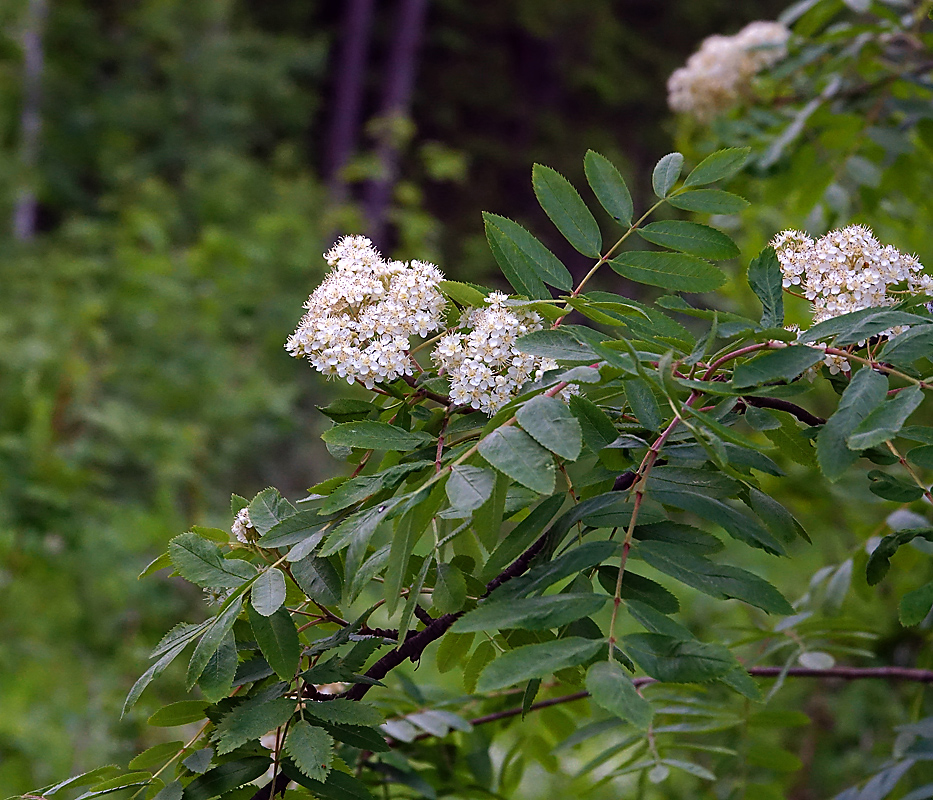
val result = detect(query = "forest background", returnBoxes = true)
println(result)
[4,0,932,798]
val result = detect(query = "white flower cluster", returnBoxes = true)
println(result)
[286,236,447,388]
[433,292,573,415]
[231,507,255,544]
[772,225,932,373]
[667,21,790,122]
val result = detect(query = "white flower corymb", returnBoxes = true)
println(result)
[772,224,932,374]
[432,292,575,415]
[286,236,447,388]
[667,21,790,122]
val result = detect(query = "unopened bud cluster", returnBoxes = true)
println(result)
[286,236,447,389]
[668,21,790,122]
[773,225,932,373]
[433,292,570,415]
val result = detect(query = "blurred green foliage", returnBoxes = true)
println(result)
[5,0,933,796]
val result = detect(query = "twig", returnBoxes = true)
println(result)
[391,666,933,743]
[742,396,826,427]
[885,440,933,505]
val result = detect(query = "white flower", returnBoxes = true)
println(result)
[773,225,930,348]
[667,21,790,122]
[286,236,447,388]
[432,294,578,415]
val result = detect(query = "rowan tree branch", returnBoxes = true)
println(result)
[387,665,933,743]
[346,526,552,700]
[741,396,826,427]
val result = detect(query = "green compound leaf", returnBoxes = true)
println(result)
[147,700,208,727]
[732,346,823,388]
[291,555,342,606]
[436,632,475,674]
[867,470,925,503]
[481,493,566,582]
[623,633,735,683]
[433,562,467,614]
[476,637,603,692]
[847,385,923,451]
[321,421,432,451]
[168,533,256,589]
[649,488,786,556]
[532,164,602,257]
[879,325,933,366]
[624,377,663,432]
[485,215,549,299]
[197,631,237,703]
[251,567,287,617]
[746,247,784,329]
[464,642,497,693]
[584,150,633,226]
[652,152,684,198]
[74,773,152,798]
[516,394,583,461]
[123,638,189,716]
[303,699,384,727]
[257,509,326,548]
[481,212,573,290]
[900,581,933,626]
[286,721,335,783]
[151,781,184,800]
[596,568,680,614]
[248,604,300,680]
[446,465,496,512]
[866,528,933,585]
[637,221,739,260]
[609,251,726,293]
[213,697,294,754]
[248,487,298,535]
[636,541,793,614]
[438,279,488,308]
[683,148,751,187]
[452,593,607,633]
[128,741,185,770]
[586,660,653,730]
[799,309,929,346]
[183,759,271,800]
[491,540,617,600]
[908,444,933,469]
[817,367,888,481]
[186,596,244,690]
[281,760,376,800]
[668,189,749,214]
[515,329,598,361]
[478,426,556,494]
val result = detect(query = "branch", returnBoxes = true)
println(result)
[401,373,459,409]
[250,772,290,800]
[741,396,826,427]
[388,665,933,743]
[347,527,553,700]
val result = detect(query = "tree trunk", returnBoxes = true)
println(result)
[324,0,376,206]
[362,0,429,249]
[14,0,48,242]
